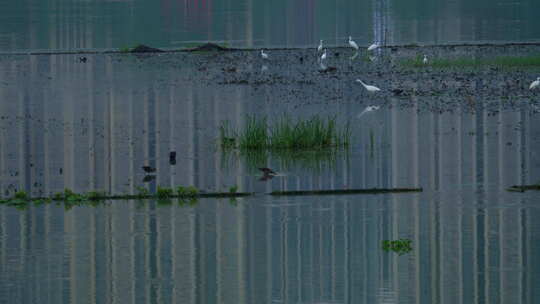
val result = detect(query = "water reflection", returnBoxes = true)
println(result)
[0,53,539,196]
[1,192,539,303]
[1,0,540,52]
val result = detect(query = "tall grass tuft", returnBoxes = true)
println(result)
[220,115,350,151]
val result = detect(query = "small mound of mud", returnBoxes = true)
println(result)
[130,45,164,53]
[190,43,230,52]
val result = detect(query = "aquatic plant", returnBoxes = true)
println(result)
[381,239,413,255]
[64,188,87,202]
[177,186,199,197]
[219,121,237,149]
[14,191,28,200]
[220,115,351,151]
[87,191,107,201]
[229,185,238,194]
[53,192,64,200]
[135,186,150,197]
[157,186,173,198]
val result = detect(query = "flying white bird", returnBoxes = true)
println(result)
[349,36,359,50]
[356,79,381,92]
[317,40,323,52]
[357,105,380,118]
[530,77,540,90]
[261,50,268,59]
[320,49,327,61]
[367,43,379,51]
[423,55,428,64]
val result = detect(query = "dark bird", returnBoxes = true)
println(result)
[391,88,404,96]
[142,166,156,173]
[258,167,276,175]
[169,151,176,165]
[79,57,87,63]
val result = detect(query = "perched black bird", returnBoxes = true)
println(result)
[142,166,156,173]
[79,57,87,63]
[169,151,176,165]
[258,167,276,175]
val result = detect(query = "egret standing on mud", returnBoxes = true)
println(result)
[530,77,540,90]
[318,40,323,52]
[356,79,381,92]
[261,50,268,59]
[349,36,359,51]
[367,42,379,51]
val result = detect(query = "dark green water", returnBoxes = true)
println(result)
[2,1,540,303]
[1,0,540,52]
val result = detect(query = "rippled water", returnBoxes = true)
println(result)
[1,0,540,52]
[2,1,540,303]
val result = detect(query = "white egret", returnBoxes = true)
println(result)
[349,36,359,50]
[367,43,379,51]
[261,50,268,59]
[357,105,380,118]
[423,55,428,64]
[530,77,540,90]
[317,40,323,52]
[320,49,327,61]
[356,79,381,92]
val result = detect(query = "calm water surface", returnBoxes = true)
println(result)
[1,0,540,52]
[2,1,540,303]
[0,49,539,304]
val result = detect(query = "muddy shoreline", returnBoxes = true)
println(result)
[3,41,540,56]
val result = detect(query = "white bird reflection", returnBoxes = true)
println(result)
[357,105,380,118]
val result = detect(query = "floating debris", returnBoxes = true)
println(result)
[507,185,540,192]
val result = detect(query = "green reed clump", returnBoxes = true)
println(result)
[220,115,350,150]
[14,191,28,200]
[157,186,174,198]
[87,191,107,201]
[219,121,237,149]
[382,239,413,255]
[239,116,268,149]
[177,186,199,197]
[64,188,88,202]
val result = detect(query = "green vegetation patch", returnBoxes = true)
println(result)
[220,115,351,151]
[401,54,540,69]
[382,239,413,255]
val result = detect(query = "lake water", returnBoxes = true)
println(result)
[1,0,540,52]
[2,1,540,303]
